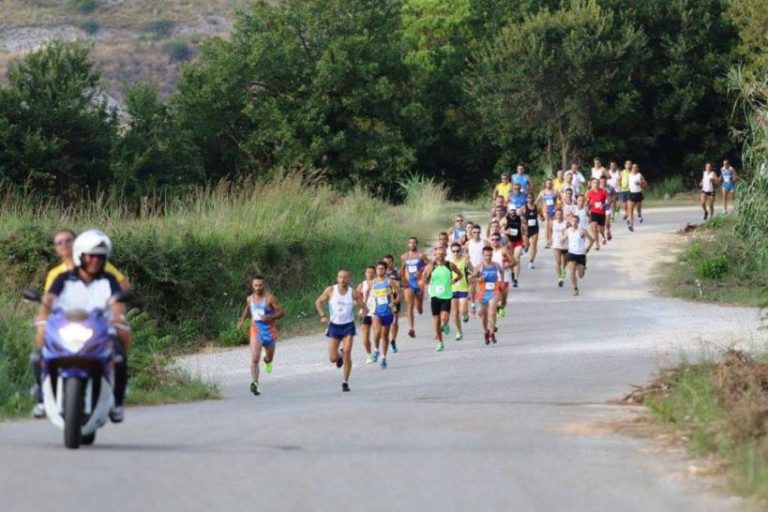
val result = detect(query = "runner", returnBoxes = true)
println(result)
[700,162,718,220]
[601,176,616,241]
[513,164,534,194]
[447,241,472,340]
[627,163,647,232]
[500,207,524,288]
[383,255,402,353]
[315,269,368,392]
[493,173,513,205]
[490,233,514,315]
[448,214,468,244]
[569,163,587,195]
[486,219,504,242]
[561,188,576,219]
[371,261,400,369]
[435,231,450,255]
[553,169,566,194]
[236,275,285,396]
[465,224,485,317]
[490,197,508,219]
[591,158,607,180]
[573,194,590,235]
[523,192,542,269]
[620,160,632,221]
[509,183,527,211]
[561,215,594,296]
[720,159,737,214]
[584,178,608,250]
[560,172,575,196]
[400,237,427,338]
[423,247,461,352]
[356,266,377,363]
[551,209,569,287]
[469,246,504,345]
[537,180,559,249]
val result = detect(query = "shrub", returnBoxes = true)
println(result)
[70,0,97,14]
[163,41,193,63]
[697,255,729,280]
[79,19,100,35]
[141,20,176,40]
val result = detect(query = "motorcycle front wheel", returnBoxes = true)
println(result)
[63,378,84,449]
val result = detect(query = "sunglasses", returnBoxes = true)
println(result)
[83,253,106,260]
[451,249,460,253]
[54,238,73,246]
[455,219,463,222]
[491,238,500,241]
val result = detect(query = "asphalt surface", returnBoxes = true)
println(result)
[0,207,763,512]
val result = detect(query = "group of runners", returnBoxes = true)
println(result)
[699,159,738,219]
[238,158,663,396]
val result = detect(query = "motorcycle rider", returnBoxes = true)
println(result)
[34,230,131,423]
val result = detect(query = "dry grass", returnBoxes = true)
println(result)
[627,350,768,500]
[0,1,246,29]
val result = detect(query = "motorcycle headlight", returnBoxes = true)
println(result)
[58,323,94,353]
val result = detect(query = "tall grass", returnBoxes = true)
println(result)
[0,172,449,416]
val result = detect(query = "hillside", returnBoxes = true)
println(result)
[0,0,244,102]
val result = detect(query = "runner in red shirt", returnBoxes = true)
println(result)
[584,178,608,250]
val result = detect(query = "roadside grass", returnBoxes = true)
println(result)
[654,215,768,306]
[0,173,449,418]
[638,350,768,500]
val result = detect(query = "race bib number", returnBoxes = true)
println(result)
[594,201,603,208]
[528,219,536,226]
[724,176,732,183]
[254,312,265,321]
[376,296,389,306]
[545,199,554,206]
[434,285,446,294]
[510,228,518,236]
[407,264,417,273]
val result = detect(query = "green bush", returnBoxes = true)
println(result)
[70,0,97,14]
[141,19,176,40]
[163,41,193,62]
[79,19,100,35]
[647,175,688,199]
[696,255,729,280]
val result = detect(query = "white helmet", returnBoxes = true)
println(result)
[72,229,112,267]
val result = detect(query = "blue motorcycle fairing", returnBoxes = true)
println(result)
[42,309,114,381]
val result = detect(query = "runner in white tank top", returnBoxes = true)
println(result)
[550,209,569,287]
[464,224,485,314]
[315,270,368,392]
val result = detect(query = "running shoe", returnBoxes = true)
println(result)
[639,215,644,223]
[31,403,46,419]
[441,323,450,334]
[264,361,274,374]
[455,333,463,341]
[469,303,476,316]
[408,329,415,338]
[342,382,350,392]
[435,342,445,352]
[484,331,491,345]
[462,314,469,323]
[417,305,423,315]
[628,225,634,232]
[607,230,612,241]
[558,278,563,287]
[703,212,708,220]
[372,349,380,363]
[366,354,375,365]
[494,326,498,333]
[390,340,398,353]
[527,262,534,270]
[490,333,497,344]
[513,278,519,288]
[336,350,344,368]
[380,358,388,369]
[109,406,125,423]
[250,381,260,396]
[573,288,580,296]
[601,238,607,245]
[497,306,506,318]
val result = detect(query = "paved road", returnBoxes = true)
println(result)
[0,207,762,512]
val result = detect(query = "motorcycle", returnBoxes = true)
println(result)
[24,288,125,449]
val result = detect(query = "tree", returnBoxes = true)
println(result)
[174,0,427,192]
[725,0,768,78]
[112,83,204,199]
[0,42,117,198]
[466,0,645,172]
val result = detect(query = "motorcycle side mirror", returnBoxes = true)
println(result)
[22,288,42,303]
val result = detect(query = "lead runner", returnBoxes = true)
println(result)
[315,269,368,392]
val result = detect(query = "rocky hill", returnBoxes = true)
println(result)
[0,0,243,104]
